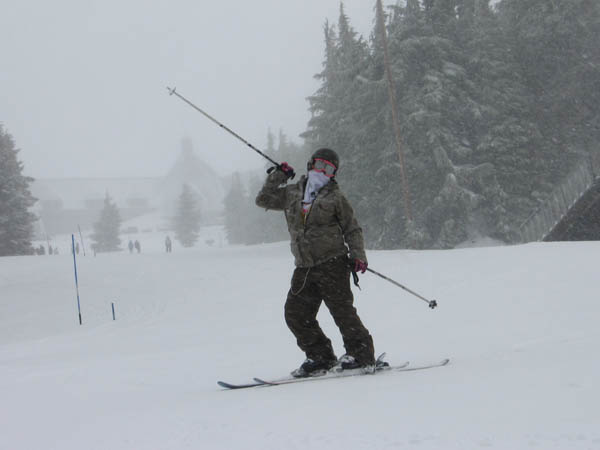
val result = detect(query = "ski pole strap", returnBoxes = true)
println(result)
[351,270,361,290]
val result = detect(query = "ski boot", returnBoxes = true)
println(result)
[291,357,337,378]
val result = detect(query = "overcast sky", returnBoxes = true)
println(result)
[0,0,382,179]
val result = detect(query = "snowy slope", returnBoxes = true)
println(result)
[1,232,599,450]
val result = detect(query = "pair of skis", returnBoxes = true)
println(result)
[218,356,450,390]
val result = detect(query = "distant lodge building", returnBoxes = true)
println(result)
[30,140,227,238]
[31,177,163,237]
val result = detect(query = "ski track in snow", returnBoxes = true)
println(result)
[1,229,599,449]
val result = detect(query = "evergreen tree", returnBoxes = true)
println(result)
[301,0,598,249]
[256,130,306,244]
[462,0,546,237]
[498,0,600,156]
[304,7,387,245]
[172,183,201,248]
[90,193,121,252]
[303,6,369,154]
[223,173,248,244]
[0,125,37,256]
[244,174,287,245]
[266,128,276,156]
[224,130,307,246]
[365,0,485,248]
[273,129,311,174]
[346,0,411,248]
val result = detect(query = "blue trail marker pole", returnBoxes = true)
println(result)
[112,302,116,320]
[71,234,83,325]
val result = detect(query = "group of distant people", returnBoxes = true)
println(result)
[127,240,142,254]
[35,245,59,255]
[126,237,173,253]
[35,237,174,256]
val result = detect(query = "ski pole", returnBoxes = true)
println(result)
[366,268,438,309]
[166,86,280,167]
[71,234,83,324]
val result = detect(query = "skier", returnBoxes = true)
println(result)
[165,236,172,253]
[256,148,375,377]
[134,240,141,254]
[128,240,134,254]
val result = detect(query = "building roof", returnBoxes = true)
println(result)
[31,177,162,210]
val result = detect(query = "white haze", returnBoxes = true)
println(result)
[0,0,377,179]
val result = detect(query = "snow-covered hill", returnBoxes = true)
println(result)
[1,232,598,449]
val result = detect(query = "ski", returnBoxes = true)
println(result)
[218,358,449,390]
[254,359,449,387]
[253,360,410,387]
[217,380,265,390]
[217,352,392,390]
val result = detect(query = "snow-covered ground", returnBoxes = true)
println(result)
[1,228,599,449]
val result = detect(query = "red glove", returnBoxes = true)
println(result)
[267,162,295,179]
[279,162,295,179]
[354,259,368,274]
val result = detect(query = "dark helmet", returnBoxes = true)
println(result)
[308,148,340,173]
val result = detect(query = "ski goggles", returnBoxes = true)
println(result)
[312,158,337,177]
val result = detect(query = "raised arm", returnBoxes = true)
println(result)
[255,168,290,211]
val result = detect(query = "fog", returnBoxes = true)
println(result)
[0,0,375,178]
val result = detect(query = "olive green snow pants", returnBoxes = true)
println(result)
[284,256,375,366]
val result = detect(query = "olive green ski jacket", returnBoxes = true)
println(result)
[255,170,367,268]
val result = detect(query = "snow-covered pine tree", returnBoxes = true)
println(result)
[372,0,482,248]
[172,183,201,248]
[275,129,311,171]
[302,1,596,249]
[0,125,37,256]
[304,8,390,244]
[90,193,121,252]
[340,0,411,249]
[458,0,544,239]
[303,6,369,152]
[498,0,600,160]
[223,173,248,245]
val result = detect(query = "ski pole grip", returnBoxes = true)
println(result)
[266,164,295,180]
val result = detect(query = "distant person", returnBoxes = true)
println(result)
[134,240,141,254]
[128,240,134,254]
[165,236,172,253]
[48,246,53,255]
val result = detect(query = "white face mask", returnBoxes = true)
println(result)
[303,170,331,205]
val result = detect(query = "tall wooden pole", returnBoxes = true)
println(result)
[376,0,412,220]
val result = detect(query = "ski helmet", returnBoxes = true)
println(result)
[308,148,339,175]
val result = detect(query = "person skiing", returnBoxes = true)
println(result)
[128,240,134,254]
[256,148,375,377]
[165,236,172,253]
